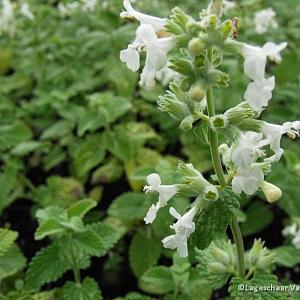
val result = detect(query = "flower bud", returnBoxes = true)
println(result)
[188,38,206,56]
[260,181,282,203]
[208,0,223,19]
[207,69,230,87]
[208,262,227,274]
[189,84,206,102]
[248,239,263,266]
[180,115,194,131]
[257,253,276,269]
[211,245,230,265]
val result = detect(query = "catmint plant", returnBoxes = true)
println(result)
[120,0,300,295]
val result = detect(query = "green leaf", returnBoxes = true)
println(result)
[193,121,209,145]
[129,231,161,277]
[241,201,273,236]
[114,292,154,300]
[104,127,134,162]
[11,141,42,156]
[35,218,66,240]
[0,228,18,257]
[77,111,106,137]
[87,222,121,252]
[274,245,300,268]
[25,243,71,290]
[229,271,290,300]
[35,206,84,240]
[0,121,32,151]
[67,199,97,219]
[73,134,106,178]
[62,277,102,300]
[40,120,74,140]
[108,192,153,222]
[141,266,175,294]
[33,176,84,208]
[0,162,21,212]
[191,188,239,249]
[0,245,26,281]
[77,92,132,136]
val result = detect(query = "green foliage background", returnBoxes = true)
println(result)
[0,0,300,299]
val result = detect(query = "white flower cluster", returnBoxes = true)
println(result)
[143,173,197,257]
[120,0,175,89]
[58,0,97,17]
[229,121,300,197]
[222,37,300,198]
[254,8,278,35]
[241,42,287,113]
[282,223,300,250]
[0,0,34,36]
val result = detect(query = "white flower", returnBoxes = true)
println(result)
[20,3,34,21]
[0,0,14,33]
[232,165,264,195]
[155,67,180,86]
[120,24,174,89]
[282,223,298,237]
[282,223,300,250]
[223,0,236,14]
[244,76,275,112]
[292,234,300,250]
[82,0,97,12]
[162,207,197,257]
[143,173,177,224]
[254,8,278,35]
[262,121,300,162]
[58,2,80,17]
[241,42,287,81]
[120,0,166,32]
[231,132,268,169]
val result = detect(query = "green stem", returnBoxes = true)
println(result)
[72,262,81,284]
[70,251,81,284]
[206,48,245,278]
[231,217,246,277]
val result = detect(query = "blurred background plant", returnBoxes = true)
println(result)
[0,0,299,299]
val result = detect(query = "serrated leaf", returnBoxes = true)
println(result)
[129,231,161,277]
[67,199,97,219]
[73,134,106,178]
[62,277,102,300]
[65,229,105,258]
[108,192,153,222]
[141,266,175,294]
[190,188,238,250]
[0,228,18,257]
[193,121,209,145]
[0,244,26,281]
[229,271,290,300]
[35,219,66,240]
[87,222,121,252]
[25,243,71,290]
[274,246,300,268]
[0,121,32,151]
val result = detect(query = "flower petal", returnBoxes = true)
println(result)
[120,47,140,72]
